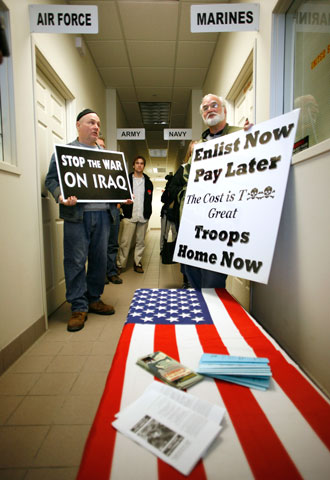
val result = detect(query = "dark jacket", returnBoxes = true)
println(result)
[168,165,185,229]
[200,123,241,141]
[160,174,174,218]
[121,172,153,220]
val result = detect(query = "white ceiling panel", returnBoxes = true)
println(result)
[133,68,174,87]
[172,87,192,104]
[118,2,179,41]
[176,41,217,68]
[135,87,173,102]
[127,41,176,67]
[87,40,129,67]
[171,114,187,127]
[174,68,207,87]
[117,87,138,102]
[99,67,134,87]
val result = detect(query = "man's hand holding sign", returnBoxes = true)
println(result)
[173,110,300,284]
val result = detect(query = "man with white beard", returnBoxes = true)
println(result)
[199,93,242,141]
[179,93,251,290]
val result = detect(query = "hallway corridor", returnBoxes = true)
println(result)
[0,230,182,480]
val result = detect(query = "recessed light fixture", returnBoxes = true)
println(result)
[149,149,167,157]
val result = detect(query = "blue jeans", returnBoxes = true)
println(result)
[185,265,227,290]
[64,211,110,312]
[107,208,120,277]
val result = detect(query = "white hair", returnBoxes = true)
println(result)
[200,94,226,115]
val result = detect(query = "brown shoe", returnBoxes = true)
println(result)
[109,274,123,284]
[67,312,87,332]
[134,263,144,274]
[88,300,115,315]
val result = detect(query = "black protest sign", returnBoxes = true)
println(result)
[54,145,133,202]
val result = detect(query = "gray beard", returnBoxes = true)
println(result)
[204,111,225,127]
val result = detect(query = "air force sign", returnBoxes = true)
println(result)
[29,5,98,34]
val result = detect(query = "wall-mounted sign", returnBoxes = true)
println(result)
[191,3,259,33]
[164,129,192,140]
[117,129,146,140]
[29,5,98,34]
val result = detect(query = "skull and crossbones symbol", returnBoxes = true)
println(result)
[247,186,275,200]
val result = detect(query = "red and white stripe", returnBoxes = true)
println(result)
[77,289,330,480]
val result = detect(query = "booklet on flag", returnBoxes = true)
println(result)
[137,351,203,390]
[113,381,225,476]
[197,354,272,391]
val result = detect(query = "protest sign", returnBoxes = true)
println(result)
[173,109,300,284]
[54,144,133,203]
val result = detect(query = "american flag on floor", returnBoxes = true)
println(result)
[126,289,213,324]
[77,288,330,480]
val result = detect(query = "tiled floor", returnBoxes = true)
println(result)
[0,230,183,480]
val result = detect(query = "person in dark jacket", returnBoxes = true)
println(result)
[168,140,197,288]
[117,156,153,273]
[160,173,177,253]
[45,109,116,332]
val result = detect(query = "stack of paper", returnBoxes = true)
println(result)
[197,354,272,391]
[113,381,226,475]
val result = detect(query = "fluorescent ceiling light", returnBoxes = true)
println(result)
[140,102,170,125]
[149,149,167,157]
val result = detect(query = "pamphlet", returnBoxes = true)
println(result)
[113,381,225,475]
[197,354,272,391]
[137,351,203,390]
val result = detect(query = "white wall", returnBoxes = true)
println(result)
[149,182,165,230]
[253,145,330,395]
[201,0,330,395]
[0,0,46,353]
[0,0,107,361]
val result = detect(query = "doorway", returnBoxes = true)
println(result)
[226,73,254,311]
[36,68,67,314]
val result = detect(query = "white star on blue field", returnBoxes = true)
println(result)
[125,289,213,325]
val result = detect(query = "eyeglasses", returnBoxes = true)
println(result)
[201,102,220,112]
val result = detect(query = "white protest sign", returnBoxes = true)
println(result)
[173,110,300,284]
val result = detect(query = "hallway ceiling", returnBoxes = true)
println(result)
[69,0,222,180]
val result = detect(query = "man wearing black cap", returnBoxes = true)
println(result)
[45,109,116,332]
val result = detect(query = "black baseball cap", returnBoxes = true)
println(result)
[76,108,97,122]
